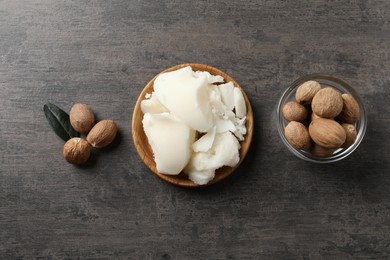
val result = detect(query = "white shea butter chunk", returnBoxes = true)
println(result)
[218,82,235,111]
[187,169,215,186]
[192,126,216,153]
[209,85,225,116]
[215,118,236,134]
[141,92,168,114]
[187,132,240,172]
[234,87,247,119]
[154,66,214,132]
[233,117,247,141]
[142,113,195,175]
[194,70,224,84]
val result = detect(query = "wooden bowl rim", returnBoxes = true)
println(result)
[132,63,253,187]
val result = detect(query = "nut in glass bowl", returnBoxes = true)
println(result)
[276,73,367,163]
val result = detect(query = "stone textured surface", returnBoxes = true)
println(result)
[1,0,390,259]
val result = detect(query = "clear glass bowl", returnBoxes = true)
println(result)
[276,73,367,163]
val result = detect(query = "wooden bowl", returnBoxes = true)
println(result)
[132,63,253,187]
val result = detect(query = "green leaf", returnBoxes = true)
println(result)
[43,103,80,141]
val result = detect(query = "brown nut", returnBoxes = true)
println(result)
[341,123,357,148]
[295,80,321,105]
[311,144,335,158]
[282,101,308,122]
[309,118,346,149]
[311,87,343,118]
[337,94,360,124]
[87,119,117,148]
[284,121,311,150]
[63,137,91,164]
[70,103,95,133]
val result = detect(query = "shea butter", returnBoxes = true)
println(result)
[141,66,247,185]
[142,113,195,175]
[154,66,213,132]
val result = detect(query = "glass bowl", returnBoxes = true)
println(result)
[276,73,367,163]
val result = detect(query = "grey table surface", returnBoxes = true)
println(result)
[1,0,390,259]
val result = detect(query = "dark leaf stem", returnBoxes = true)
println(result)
[43,103,80,141]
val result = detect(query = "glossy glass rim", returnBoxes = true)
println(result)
[276,73,367,163]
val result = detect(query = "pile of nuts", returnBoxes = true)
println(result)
[63,103,118,164]
[283,80,360,157]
